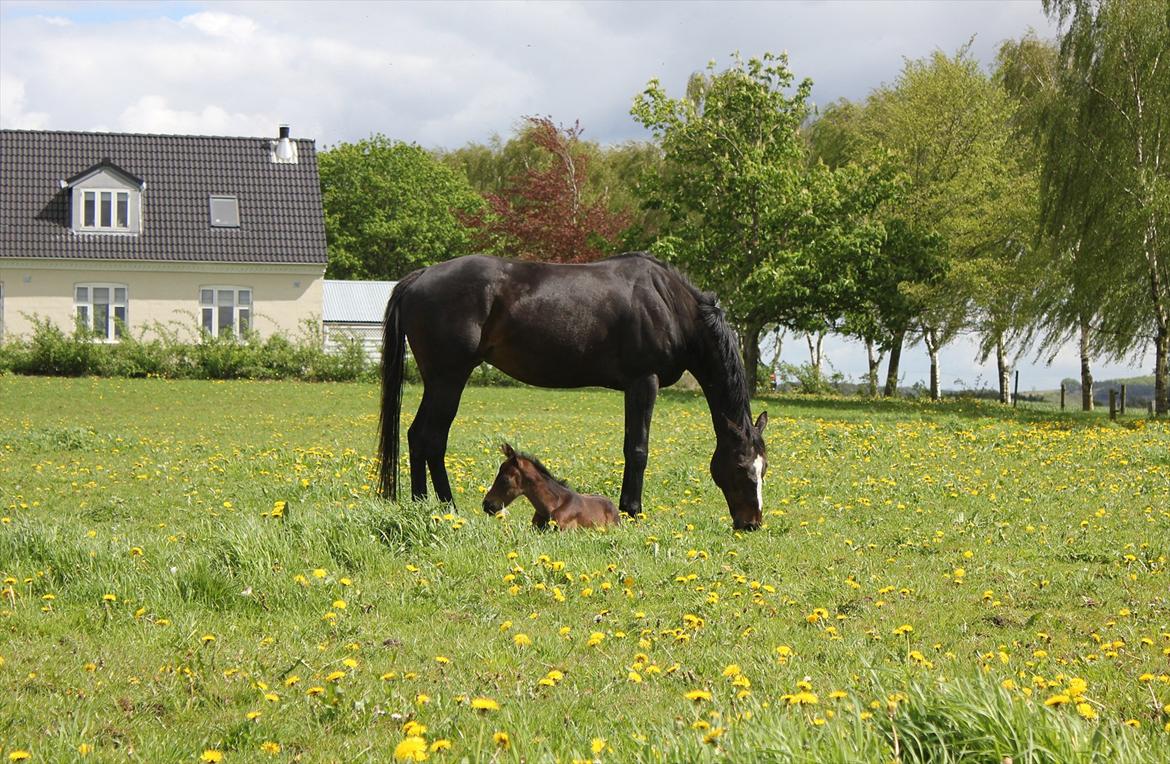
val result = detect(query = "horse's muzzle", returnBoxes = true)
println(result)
[482,498,503,515]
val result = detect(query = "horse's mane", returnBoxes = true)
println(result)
[518,452,571,489]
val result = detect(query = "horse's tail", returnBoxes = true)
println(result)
[379,268,425,500]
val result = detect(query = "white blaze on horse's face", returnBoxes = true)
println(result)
[752,454,764,513]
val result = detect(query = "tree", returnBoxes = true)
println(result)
[319,135,482,280]
[462,117,631,263]
[856,47,1023,400]
[632,53,890,395]
[1042,0,1170,414]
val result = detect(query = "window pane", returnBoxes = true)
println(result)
[76,286,88,302]
[200,289,214,306]
[202,307,214,334]
[94,303,110,338]
[100,192,112,227]
[114,305,126,338]
[77,305,89,326]
[238,290,251,306]
[116,193,129,228]
[238,308,250,334]
[84,193,96,227]
[218,305,234,335]
[93,287,109,303]
[218,290,235,307]
[114,287,126,303]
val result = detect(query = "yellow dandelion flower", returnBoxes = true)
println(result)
[200,634,216,644]
[393,736,429,761]
[591,738,609,754]
[325,670,345,682]
[200,751,224,763]
[102,593,117,603]
[246,710,262,721]
[312,568,327,579]
[587,631,606,647]
[1076,702,1096,720]
[703,727,726,744]
[9,753,32,762]
[306,686,324,697]
[492,731,510,749]
[513,633,532,647]
[722,663,741,677]
[434,655,450,664]
[684,689,713,702]
[1123,719,1140,728]
[416,693,430,705]
[1044,693,1071,707]
[471,697,500,712]
[430,740,452,752]
[403,721,427,736]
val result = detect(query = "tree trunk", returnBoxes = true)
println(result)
[742,322,763,399]
[866,339,883,398]
[1078,316,1093,412]
[996,335,1011,405]
[1156,324,1169,417]
[884,329,905,398]
[805,332,825,382]
[765,326,786,391]
[923,327,941,401]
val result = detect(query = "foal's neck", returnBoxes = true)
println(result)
[523,475,571,516]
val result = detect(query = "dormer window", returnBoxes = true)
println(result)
[209,195,240,228]
[82,190,131,230]
[67,159,144,235]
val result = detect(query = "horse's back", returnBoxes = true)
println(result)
[398,254,697,389]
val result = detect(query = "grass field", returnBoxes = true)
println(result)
[1,376,1168,763]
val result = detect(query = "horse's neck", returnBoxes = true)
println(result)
[689,330,752,441]
[524,477,569,516]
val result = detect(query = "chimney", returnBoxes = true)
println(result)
[271,123,298,164]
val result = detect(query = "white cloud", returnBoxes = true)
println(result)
[181,11,257,43]
[118,94,275,136]
[0,73,49,129]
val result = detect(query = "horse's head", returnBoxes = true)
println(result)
[483,442,526,515]
[710,411,768,531]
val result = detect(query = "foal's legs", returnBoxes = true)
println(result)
[407,374,471,505]
[619,374,659,518]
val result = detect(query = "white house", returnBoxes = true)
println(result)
[0,126,328,342]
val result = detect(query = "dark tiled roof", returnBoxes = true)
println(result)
[0,129,327,265]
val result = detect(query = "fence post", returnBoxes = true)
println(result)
[1060,383,1066,411]
[1120,384,1126,416]
[1013,370,1019,408]
[1109,389,1117,421]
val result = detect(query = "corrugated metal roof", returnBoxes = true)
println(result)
[0,128,327,265]
[322,279,396,323]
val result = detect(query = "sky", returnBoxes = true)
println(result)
[0,0,1151,388]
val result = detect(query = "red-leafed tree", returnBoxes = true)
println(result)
[467,117,631,263]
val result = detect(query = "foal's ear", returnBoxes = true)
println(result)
[755,411,768,434]
[501,442,517,459]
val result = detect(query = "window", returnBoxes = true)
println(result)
[80,190,131,230]
[75,284,128,341]
[200,287,251,337]
[209,196,240,227]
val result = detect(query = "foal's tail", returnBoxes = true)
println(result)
[379,269,424,500]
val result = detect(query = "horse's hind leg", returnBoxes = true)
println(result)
[407,375,470,505]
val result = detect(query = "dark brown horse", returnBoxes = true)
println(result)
[484,444,619,530]
[379,253,768,530]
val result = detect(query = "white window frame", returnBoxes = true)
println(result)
[79,189,132,231]
[200,286,252,338]
[75,283,129,341]
[209,195,240,228]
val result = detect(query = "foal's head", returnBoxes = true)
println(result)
[483,443,534,515]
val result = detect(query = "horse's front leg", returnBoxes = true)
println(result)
[619,374,659,518]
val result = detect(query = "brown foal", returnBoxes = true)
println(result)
[483,444,620,530]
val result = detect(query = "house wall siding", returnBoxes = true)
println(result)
[0,259,323,341]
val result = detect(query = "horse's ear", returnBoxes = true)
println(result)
[501,442,516,459]
[724,417,745,438]
[755,411,768,434]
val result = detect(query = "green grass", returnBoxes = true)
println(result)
[1,376,1167,763]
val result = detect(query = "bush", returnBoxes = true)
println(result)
[1,316,374,383]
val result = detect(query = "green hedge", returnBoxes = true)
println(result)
[0,317,520,386]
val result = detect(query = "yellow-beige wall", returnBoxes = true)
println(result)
[0,258,324,341]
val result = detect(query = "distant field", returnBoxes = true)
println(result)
[1,376,1168,762]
